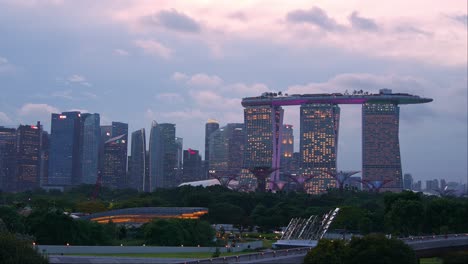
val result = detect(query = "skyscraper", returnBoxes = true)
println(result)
[205,119,219,163]
[160,123,177,188]
[403,173,413,190]
[40,131,49,188]
[243,105,284,191]
[102,134,127,189]
[129,129,146,191]
[362,103,402,192]
[300,104,340,194]
[48,111,82,188]
[175,137,183,181]
[99,125,112,174]
[209,123,244,176]
[16,122,42,191]
[148,122,178,189]
[149,121,163,191]
[0,127,16,192]
[182,148,202,183]
[280,124,294,173]
[81,113,100,185]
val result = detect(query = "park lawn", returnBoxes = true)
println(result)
[69,251,253,259]
[419,258,443,264]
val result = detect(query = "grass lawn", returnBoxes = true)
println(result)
[69,251,254,259]
[420,258,443,264]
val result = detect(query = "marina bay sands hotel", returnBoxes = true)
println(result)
[241,89,432,193]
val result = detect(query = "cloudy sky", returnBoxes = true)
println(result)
[0,0,466,184]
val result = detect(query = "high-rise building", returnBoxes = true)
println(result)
[426,179,439,191]
[80,113,100,185]
[209,123,244,176]
[280,124,294,173]
[111,122,128,178]
[16,122,42,191]
[0,127,17,192]
[99,125,112,174]
[403,173,413,190]
[40,131,49,188]
[300,104,340,194]
[102,134,127,189]
[175,137,183,181]
[413,180,422,192]
[48,111,82,188]
[144,152,150,192]
[148,122,177,189]
[362,102,402,192]
[205,119,219,163]
[243,106,283,190]
[160,123,177,188]
[182,148,202,183]
[129,129,146,191]
[149,121,162,191]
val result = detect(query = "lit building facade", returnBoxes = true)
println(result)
[362,103,402,192]
[243,105,283,190]
[80,113,100,185]
[16,123,42,191]
[130,129,146,191]
[300,104,340,194]
[111,122,128,179]
[48,111,82,188]
[0,127,16,192]
[280,124,294,173]
[102,134,127,189]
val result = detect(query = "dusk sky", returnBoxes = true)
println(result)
[0,0,466,184]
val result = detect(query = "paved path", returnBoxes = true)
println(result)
[49,255,195,264]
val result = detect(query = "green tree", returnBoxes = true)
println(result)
[303,239,347,264]
[346,234,417,264]
[144,219,214,246]
[0,232,48,264]
[385,199,424,236]
[0,206,25,233]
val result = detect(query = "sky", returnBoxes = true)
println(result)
[0,0,466,184]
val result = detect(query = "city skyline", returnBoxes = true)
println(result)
[0,1,466,184]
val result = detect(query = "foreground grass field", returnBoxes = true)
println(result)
[420,258,443,264]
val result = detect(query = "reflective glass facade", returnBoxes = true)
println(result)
[130,129,146,191]
[48,111,81,187]
[81,113,100,185]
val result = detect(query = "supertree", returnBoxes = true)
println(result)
[208,169,239,188]
[325,170,360,192]
[360,179,393,192]
[285,173,320,193]
[248,166,279,192]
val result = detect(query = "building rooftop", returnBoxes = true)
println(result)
[241,90,433,107]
